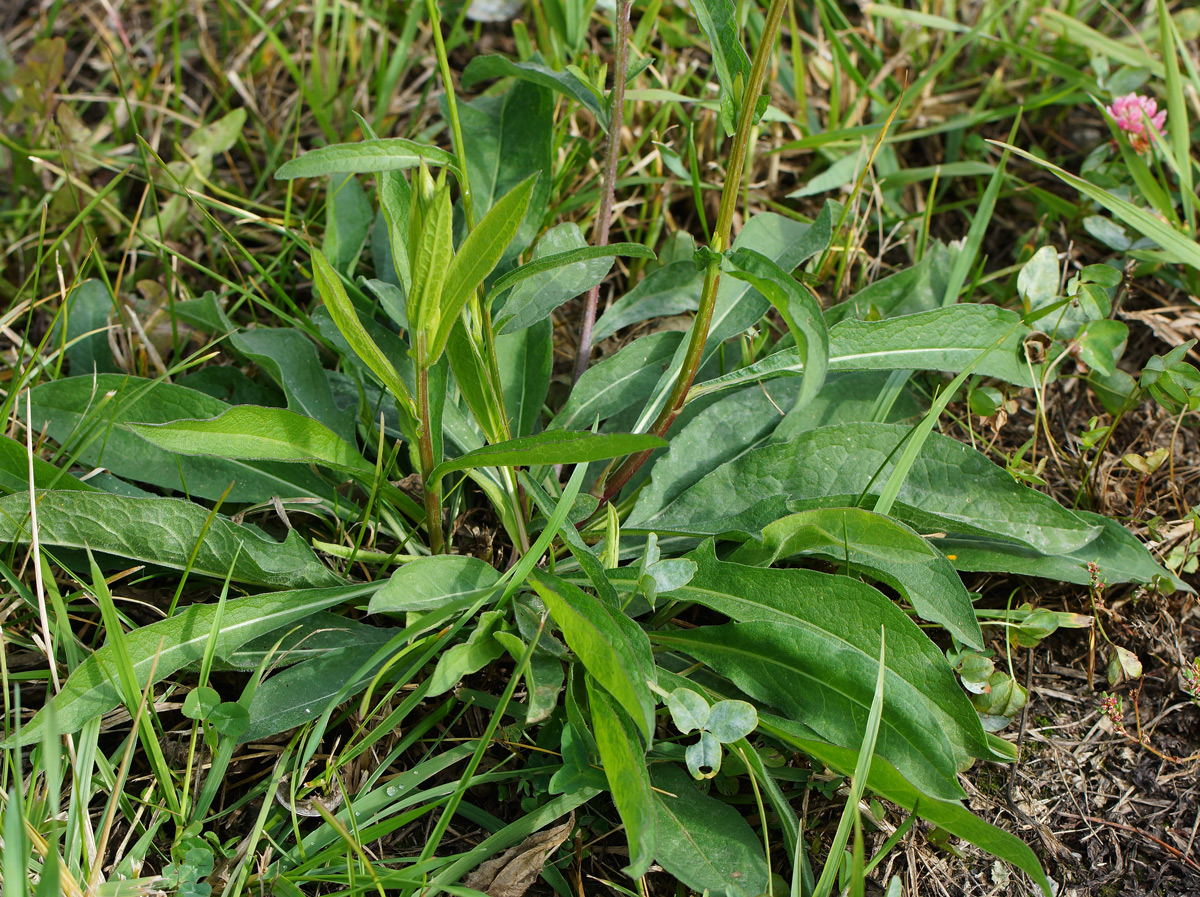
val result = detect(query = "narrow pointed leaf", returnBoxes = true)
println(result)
[275,139,455,179]
[429,430,666,484]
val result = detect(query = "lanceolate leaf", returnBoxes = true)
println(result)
[370,555,502,614]
[732,508,984,650]
[3,582,380,747]
[690,304,1042,399]
[0,491,344,589]
[687,0,751,131]
[726,247,830,410]
[275,138,456,179]
[652,621,965,801]
[658,542,998,767]
[429,431,666,484]
[530,571,656,741]
[588,680,657,878]
[431,175,538,360]
[631,422,1100,555]
[311,248,417,414]
[651,764,769,896]
[462,55,607,126]
[129,406,373,474]
[23,375,338,504]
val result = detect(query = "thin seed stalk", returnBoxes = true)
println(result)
[600,0,789,503]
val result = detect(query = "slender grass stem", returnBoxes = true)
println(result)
[574,0,632,382]
[600,0,789,504]
[416,342,445,555]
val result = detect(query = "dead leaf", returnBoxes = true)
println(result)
[462,812,575,897]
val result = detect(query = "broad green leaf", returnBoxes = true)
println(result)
[726,247,830,410]
[657,542,998,768]
[592,260,704,341]
[220,612,399,669]
[651,764,769,897]
[311,247,417,414]
[493,225,648,334]
[690,304,1042,400]
[3,582,379,747]
[430,175,537,360]
[0,491,344,589]
[240,647,389,743]
[459,80,553,266]
[51,279,118,376]
[704,700,757,743]
[530,571,656,741]
[462,54,606,126]
[996,141,1200,271]
[551,331,684,431]
[733,508,983,650]
[587,680,657,878]
[652,620,964,800]
[231,327,355,443]
[942,510,1186,592]
[128,406,372,475]
[370,554,501,614]
[324,173,373,275]
[23,375,337,504]
[0,435,97,494]
[824,247,947,325]
[631,422,1100,555]
[496,318,552,438]
[762,714,1052,896]
[429,430,666,484]
[490,238,655,317]
[427,610,507,696]
[274,139,455,179]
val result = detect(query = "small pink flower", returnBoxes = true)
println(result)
[1100,692,1127,736]
[1105,93,1167,152]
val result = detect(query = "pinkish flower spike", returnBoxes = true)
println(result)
[1105,92,1167,152]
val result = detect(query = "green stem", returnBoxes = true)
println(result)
[599,0,788,504]
[425,0,474,228]
[416,341,445,555]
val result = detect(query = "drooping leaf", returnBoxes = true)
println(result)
[592,260,705,341]
[128,406,372,475]
[429,430,667,484]
[369,555,502,615]
[631,422,1100,555]
[275,138,455,179]
[0,491,344,589]
[732,508,983,650]
[651,764,769,897]
[23,375,338,504]
[726,247,830,410]
[462,54,606,126]
[587,680,657,879]
[2,582,380,747]
[493,224,643,334]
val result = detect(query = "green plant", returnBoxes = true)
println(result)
[5,2,1198,896]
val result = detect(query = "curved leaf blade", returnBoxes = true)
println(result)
[429,430,666,483]
[275,139,455,179]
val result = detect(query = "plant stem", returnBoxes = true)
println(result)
[425,0,474,228]
[599,0,788,504]
[415,343,445,555]
[573,0,632,383]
